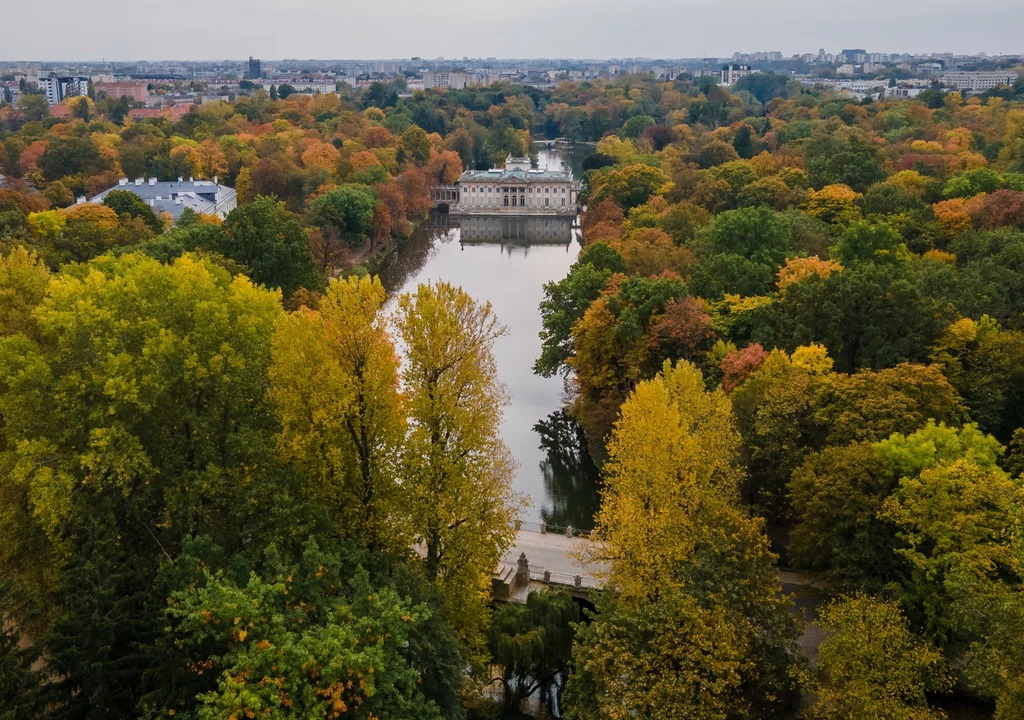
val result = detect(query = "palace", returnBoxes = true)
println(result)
[443,155,579,216]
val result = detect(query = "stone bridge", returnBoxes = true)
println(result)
[430,185,460,208]
[492,523,604,603]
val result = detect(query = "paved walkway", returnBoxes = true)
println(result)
[500,530,606,582]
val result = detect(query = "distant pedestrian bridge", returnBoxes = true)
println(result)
[492,522,604,604]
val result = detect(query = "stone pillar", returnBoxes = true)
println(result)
[516,552,530,589]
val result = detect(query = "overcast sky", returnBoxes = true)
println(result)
[4,0,1023,61]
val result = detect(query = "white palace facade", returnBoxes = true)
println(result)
[435,156,579,216]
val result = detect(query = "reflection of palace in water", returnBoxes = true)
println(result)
[427,213,575,245]
[458,214,574,244]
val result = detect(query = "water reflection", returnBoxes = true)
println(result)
[535,410,602,530]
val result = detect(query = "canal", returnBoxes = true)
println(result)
[379,145,601,528]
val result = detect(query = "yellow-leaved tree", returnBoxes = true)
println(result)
[396,280,520,663]
[589,358,743,601]
[270,275,407,553]
[567,360,803,719]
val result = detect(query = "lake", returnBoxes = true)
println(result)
[379,146,601,528]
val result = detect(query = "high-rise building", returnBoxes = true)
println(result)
[37,76,89,105]
[248,57,262,79]
[721,64,752,86]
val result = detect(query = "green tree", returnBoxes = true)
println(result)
[832,220,903,266]
[790,421,1004,594]
[928,316,1024,441]
[488,590,579,717]
[534,243,622,378]
[164,538,454,720]
[0,584,44,720]
[400,125,432,166]
[102,189,163,233]
[309,184,378,253]
[804,124,886,192]
[0,252,297,714]
[219,195,321,296]
[815,594,949,720]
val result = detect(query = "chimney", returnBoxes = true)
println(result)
[135,177,144,186]
[148,177,157,186]
[189,176,194,183]
[148,199,154,206]
[213,175,218,185]
[118,178,128,186]
[178,176,183,183]
[175,197,181,205]
[76,196,86,204]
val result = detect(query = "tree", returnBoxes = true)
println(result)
[534,243,622,378]
[0,246,49,338]
[928,316,1024,441]
[164,538,453,720]
[697,140,740,169]
[270,276,406,553]
[804,124,886,192]
[15,94,49,122]
[815,594,949,720]
[732,124,755,159]
[881,455,1020,644]
[0,252,295,714]
[233,165,254,206]
[728,346,827,519]
[589,163,669,211]
[657,201,711,245]
[567,588,754,720]
[813,363,967,446]
[569,274,687,453]
[401,125,432,166]
[396,281,519,663]
[102,189,163,233]
[488,590,579,717]
[570,360,802,718]
[217,195,320,296]
[0,584,45,719]
[833,220,903,266]
[590,360,742,599]
[309,184,378,255]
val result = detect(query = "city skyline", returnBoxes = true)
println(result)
[3,0,1023,61]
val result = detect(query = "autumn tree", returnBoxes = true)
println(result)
[396,281,519,663]
[535,242,623,378]
[814,594,949,720]
[568,361,802,718]
[162,537,462,719]
[0,252,296,715]
[270,275,406,553]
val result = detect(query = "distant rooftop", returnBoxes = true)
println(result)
[89,176,237,220]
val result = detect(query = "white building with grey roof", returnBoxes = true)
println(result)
[88,176,237,220]
[451,156,578,216]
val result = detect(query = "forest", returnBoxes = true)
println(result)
[2,69,1024,718]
